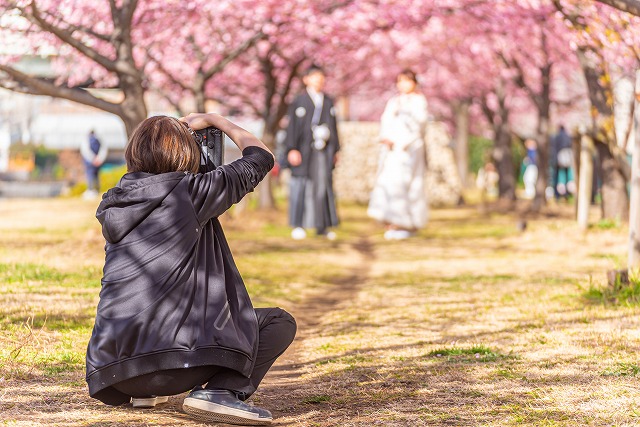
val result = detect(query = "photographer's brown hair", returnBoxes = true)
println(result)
[125,116,201,174]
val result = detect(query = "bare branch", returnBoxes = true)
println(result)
[19,1,119,73]
[595,0,640,16]
[621,96,635,151]
[269,58,305,131]
[148,81,185,116]
[145,50,190,92]
[210,91,262,117]
[67,23,112,43]
[122,0,139,27]
[203,31,265,80]
[0,64,121,115]
[480,95,496,126]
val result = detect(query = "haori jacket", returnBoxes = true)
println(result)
[85,146,274,406]
[284,90,340,177]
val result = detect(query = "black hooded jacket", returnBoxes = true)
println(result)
[85,146,274,405]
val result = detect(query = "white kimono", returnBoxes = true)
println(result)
[367,93,429,230]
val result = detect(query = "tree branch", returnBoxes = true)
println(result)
[145,50,190,92]
[479,95,496,126]
[19,1,119,73]
[147,81,185,116]
[122,0,139,27]
[62,21,112,43]
[269,58,305,132]
[0,64,121,115]
[595,0,640,16]
[202,31,265,80]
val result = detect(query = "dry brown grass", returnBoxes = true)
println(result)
[1,197,639,426]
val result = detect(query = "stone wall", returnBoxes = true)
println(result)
[423,122,464,206]
[334,121,462,206]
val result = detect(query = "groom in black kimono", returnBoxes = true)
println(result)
[284,65,340,240]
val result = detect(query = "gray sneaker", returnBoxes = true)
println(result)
[182,389,272,425]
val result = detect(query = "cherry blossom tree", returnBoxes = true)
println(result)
[140,0,271,115]
[3,0,639,217]
[351,1,571,204]
[0,0,267,136]
[0,0,148,135]
[553,0,640,220]
[590,0,640,268]
[493,2,578,209]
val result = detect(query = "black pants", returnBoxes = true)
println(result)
[112,308,296,401]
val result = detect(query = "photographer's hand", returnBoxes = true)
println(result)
[181,113,273,158]
[180,113,212,131]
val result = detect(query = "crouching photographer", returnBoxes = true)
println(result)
[85,113,296,426]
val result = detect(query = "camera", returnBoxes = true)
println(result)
[194,126,224,172]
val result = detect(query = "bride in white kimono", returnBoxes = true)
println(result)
[367,69,429,240]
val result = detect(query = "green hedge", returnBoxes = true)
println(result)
[469,135,526,185]
[68,164,127,196]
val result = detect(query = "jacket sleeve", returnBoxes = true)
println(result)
[284,98,300,153]
[328,97,340,153]
[80,137,93,162]
[413,95,429,141]
[379,96,396,142]
[96,139,109,165]
[190,146,274,223]
[394,95,428,151]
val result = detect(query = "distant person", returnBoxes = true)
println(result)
[367,69,429,240]
[85,114,296,426]
[284,65,340,240]
[522,138,538,199]
[80,130,108,198]
[476,161,499,200]
[551,125,575,199]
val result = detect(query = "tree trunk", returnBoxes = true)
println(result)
[532,116,550,211]
[482,82,515,203]
[531,61,552,212]
[117,71,148,136]
[256,128,277,209]
[256,173,276,210]
[493,127,516,200]
[119,111,144,138]
[336,96,351,121]
[454,101,470,188]
[596,141,629,221]
[194,72,207,113]
[574,49,630,221]
[120,93,147,137]
[629,69,640,269]
[577,133,595,229]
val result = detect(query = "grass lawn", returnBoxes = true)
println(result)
[0,197,639,426]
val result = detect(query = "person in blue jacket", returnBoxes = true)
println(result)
[85,113,296,426]
[81,130,108,198]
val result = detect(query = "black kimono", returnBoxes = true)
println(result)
[284,89,340,233]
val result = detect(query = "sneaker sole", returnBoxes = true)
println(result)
[183,398,272,426]
[132,396,169,408]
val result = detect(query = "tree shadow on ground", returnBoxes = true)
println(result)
[258,341,607,426]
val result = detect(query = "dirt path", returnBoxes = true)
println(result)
[258,238,376,421]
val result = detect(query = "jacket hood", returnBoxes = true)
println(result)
[96,172,185,243]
